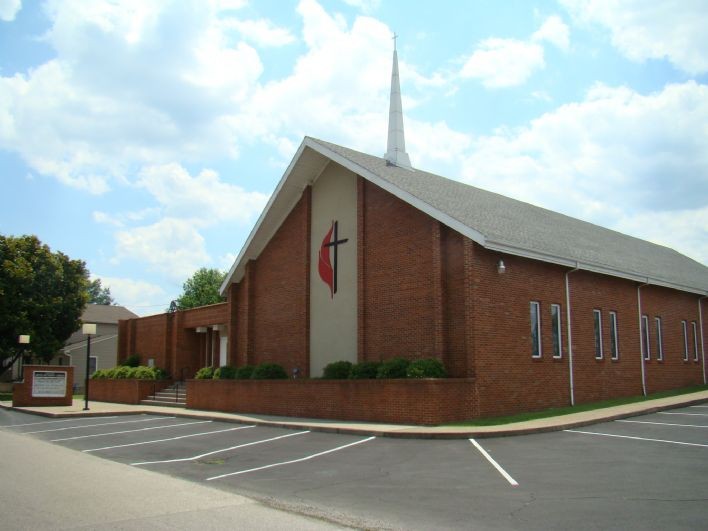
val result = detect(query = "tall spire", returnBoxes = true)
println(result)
[384,34,412,169]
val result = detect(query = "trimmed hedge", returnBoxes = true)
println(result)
[376,358,411,379]
[91,365,166,380]
[235,365,255,379]
[214,366,237,379]
[195,366,215,380]
[406,358,447,378]
[349,361,381,379]
[251,362,288,380]
[323,360,353,379]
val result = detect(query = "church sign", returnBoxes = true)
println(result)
[31,370,68,398]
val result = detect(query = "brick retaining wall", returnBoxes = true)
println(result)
[187,378,477,425]
[88,379,173,405]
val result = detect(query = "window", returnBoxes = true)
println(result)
[530,301,542,358]
[593,310,603,359]
[89,356,97,376]
[682,321,689,361]
[551,304,562,358]
[609,311,619,360]
[692,322,699,362]
[641,315,650,361]
[655,317,663,361]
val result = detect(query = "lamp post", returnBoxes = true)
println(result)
[82,323,96,411]
[18,335,30,380]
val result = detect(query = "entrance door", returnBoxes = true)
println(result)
[219,336,228,367]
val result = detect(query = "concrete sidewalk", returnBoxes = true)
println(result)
[2,389,707,439]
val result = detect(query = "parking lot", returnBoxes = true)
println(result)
[2,405,707,530]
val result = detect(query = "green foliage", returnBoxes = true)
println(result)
[349,361,381,379]
[195,366,215,379]
[406,358,447,378]
[0,234,88,374]
[323,360,353,379]
[213,365,237,379]
[376,358,411,379]
[123,354,140,367]
[174,268,226,310]
[250,362,288,380]
[87,278,115,305]
[235,365,255,379]
[91,365,166,380]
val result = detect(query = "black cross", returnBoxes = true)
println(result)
[324,221,348,295]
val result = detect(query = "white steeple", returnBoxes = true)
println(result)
[384,36,412,169]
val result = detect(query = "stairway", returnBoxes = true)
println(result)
[141,382,187,408]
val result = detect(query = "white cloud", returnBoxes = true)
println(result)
[222,18,296,47]
[0,0,21,21]
[459,81,708,263]
[532,15,570,51]
[114,218,210,281]
[460,38,545,88]
[136,163,269,226]
[561,0,708,74]
[99,276,168,317]
[343,0,381,14]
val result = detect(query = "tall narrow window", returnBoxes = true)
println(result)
[682,320,689,361]
[655,317,663,361]
[692,322,699,362]
[593,309,603,359]
[551,304,562,358]
[530,301,542,358]
[609,311,619,360]
[641,315,650,361]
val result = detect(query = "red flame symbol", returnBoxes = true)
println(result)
[318,222,334,298]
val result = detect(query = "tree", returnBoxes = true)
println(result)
[174,268,226,310]
[87,278,116,305]
[0,235,88,376]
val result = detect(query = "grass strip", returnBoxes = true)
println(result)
[446,384,708,427]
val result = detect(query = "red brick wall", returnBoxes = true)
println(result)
[88,379,172,404]
[249,191,310,375]
[13,366,74,407]
[641,285,704,392]
[131,314,170,369]
[187,378,477,425]
[359,179,441,362]
[181,303,228,328]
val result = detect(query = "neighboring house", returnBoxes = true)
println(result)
[57,304,138,391]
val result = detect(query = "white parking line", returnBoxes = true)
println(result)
[617,420,708,428]
[469,438,519,487]
[659,412,708,417]
[83,425,255,452]
[51,420,213,442]
[206,436,376,481]
[0,416,119,428]
[24,416,176,434]
[565,429,708,447]
[132,430,310,466]
[689,405,708,408]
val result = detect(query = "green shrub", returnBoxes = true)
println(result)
[195,366,215,379]
[235,365,255,379]
[251,362,288,380]
[376,358,410,379]
[406,358,447,378]
[123,354,140,367]
[323,360,353,379]
[153,367,169,380]
[91,369,110,379]
[213,365,237,379]
[132,366,157,380]
[112,366,133,379]
[349,361,381,379]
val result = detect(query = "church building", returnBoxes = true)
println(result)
[118,48,708,421]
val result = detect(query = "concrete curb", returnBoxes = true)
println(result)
[3,393,706,439]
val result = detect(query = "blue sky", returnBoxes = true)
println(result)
[1,0,706,316]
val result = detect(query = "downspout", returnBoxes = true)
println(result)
[699,295,707,385]
[565,262,580,406]
[637,279,650,396]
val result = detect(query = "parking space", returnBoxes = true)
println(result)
[2,406,706,530]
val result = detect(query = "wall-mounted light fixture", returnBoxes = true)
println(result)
[497,259,506,274]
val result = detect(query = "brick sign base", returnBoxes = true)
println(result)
[13,365,74,407]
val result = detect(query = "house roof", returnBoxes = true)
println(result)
[82,304,138,324]
[221,137,708,296]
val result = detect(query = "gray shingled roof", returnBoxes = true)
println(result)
[308,137,708,294]
[82,304,138,324]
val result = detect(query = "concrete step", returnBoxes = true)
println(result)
[140,399,187,408]
[154,392,187,399]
